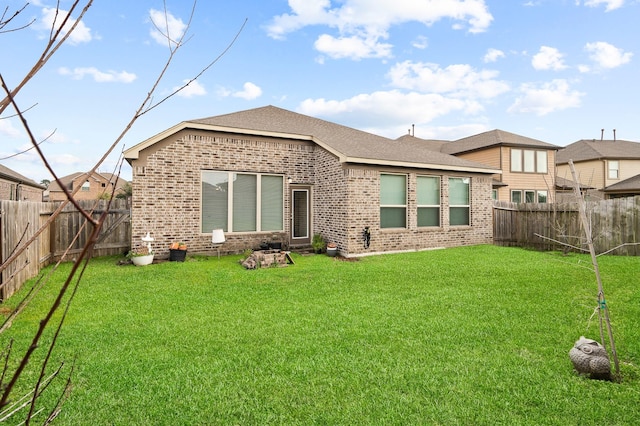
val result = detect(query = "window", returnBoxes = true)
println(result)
[511,149,548,173]
[201,171,283,233]
[525,190,535,203]
[608,160,619,179]
[380,174,406,228]
[537,191,548,203]
[511,190,522,203]
[491,189,498,200]
[417,176,440,227]
[449,177,470,226]
[81,181,90,191]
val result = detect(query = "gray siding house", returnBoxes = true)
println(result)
[124,106,500,258]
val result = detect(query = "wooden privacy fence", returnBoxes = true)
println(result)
[493,196,640,255]
[0,199,131,300]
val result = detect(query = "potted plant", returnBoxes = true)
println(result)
[127,246,154,266]
[326,242,338,257]
[311,234,325,254]
[169,242,187,262]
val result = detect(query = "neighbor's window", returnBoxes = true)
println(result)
[525,190,535,203]
[511,149,548,173]
[201,171,283,233]
[537,190,548,203]
[449,177,470,226]
[608,160,619,179]
[511,190,522,203]
[417,175,440,227]
[81,180,90,191]
[380,173,407,228]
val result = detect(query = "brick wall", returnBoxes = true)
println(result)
[0,179,43,201]
[130,129,494,258]
[131,129,315,257]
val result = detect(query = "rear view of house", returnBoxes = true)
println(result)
[124,106,500,258]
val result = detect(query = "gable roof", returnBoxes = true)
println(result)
[125,106,500,175]
[0,164,44,189]
[604,173,640,193]
[556,139,640,164]
[440,129,559,155]
[47,172,128,192]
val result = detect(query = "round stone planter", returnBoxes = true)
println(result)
[131,254,154,266]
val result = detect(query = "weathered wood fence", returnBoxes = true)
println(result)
[0,199,131,300]
[493,196,640,255]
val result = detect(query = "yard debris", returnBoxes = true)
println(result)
[241,250,294,269]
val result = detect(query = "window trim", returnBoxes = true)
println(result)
[380,173,407,229]
[201,171,284,234]
[449,176,470,227]
[416,175,441,228]
[608,160,619,180]
[511,148,548,174]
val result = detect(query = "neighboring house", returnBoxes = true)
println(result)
[433,129,560,203]
[556,139,640,200]
[46,172,129,202]
[124,105,501,258]
[0,164,45,201]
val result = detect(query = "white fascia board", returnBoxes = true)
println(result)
[344,157,502,175]
[124,122,314,160]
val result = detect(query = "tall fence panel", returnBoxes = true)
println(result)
[493,196,640,255]
[1,199,131,300]
[0,201,57,300]
[51,199,131,261]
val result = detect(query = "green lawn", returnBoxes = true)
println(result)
[1,245,639,425]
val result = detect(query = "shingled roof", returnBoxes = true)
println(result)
[126,105,500,174]
[604,173,640,193]
[0,164,44,189]
[556,139,640,164]
[440,129,559,155]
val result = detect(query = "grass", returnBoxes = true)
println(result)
[1,245,639,425]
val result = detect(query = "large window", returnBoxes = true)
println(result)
[511,189,548,203]
[380,174,406,228]
[417,175,440,227]
[511,149,548,173]
[201,171,283,233]
[608,160,619,179]
[449,177,470,226]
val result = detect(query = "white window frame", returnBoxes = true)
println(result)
[380,173,407,229]
[511,148,548,173]
[449,177,470,226]
[416,175,441,227]
[201,171,284,233]
[608,160,619,179]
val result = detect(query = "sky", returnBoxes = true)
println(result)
[1,0,639,184]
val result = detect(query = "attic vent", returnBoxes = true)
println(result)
[135,166,146,176]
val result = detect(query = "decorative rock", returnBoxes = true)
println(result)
[569,336,611,380]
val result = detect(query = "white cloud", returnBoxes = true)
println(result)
[532,46,568,71]
[233,82,263,100]
[39,7,93,45]
[0,118,21,138]
[173,79,207,98]
[218,82,263,100]
[583,0,625,12]
[584,41,632,69]
[58,67,137,83]
[508,79,584,116]
[314,33,393,60]
[483,48,505,63]
[266,0,493,60]
[149,9,187,47]
[387,61,510,99]
[412,36,429,50]
[298,90,483,137]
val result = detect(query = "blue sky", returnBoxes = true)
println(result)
[1,0,638,183]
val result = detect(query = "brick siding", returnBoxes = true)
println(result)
[130,129,494,258]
